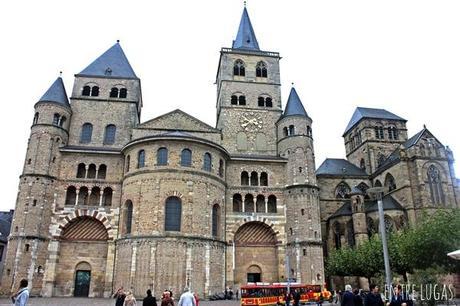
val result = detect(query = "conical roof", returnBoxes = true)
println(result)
[283,87,309,118]
[78,42,137,78]
[38,77,70,108]
[232,7,260,50]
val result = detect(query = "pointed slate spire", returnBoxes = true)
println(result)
[78,42,137,78]
[283,87,309,118]
[232,7,260,50]
[38,77,70,108]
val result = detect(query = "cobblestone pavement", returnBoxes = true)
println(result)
[0,298,240,306]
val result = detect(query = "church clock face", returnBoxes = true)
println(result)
[240,112,263,132]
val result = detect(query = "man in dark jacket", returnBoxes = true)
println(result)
[143,289,157,306]
[113,287,126,306]
[292,289,301,306]
[364,284,384,306]
[341,285,355,306]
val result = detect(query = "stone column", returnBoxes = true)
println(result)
[204,243,210,297]
[265,198,268,213]
[41,239,60,297]
[129,243,137,289]
[85,165,89,178]
[103,241,116,297]
[99,190,104,207]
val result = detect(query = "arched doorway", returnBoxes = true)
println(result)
[74,262,91,297]
[234,221,279,285]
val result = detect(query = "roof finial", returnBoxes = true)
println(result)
[244,1,247,7]
[423,124,426,129]
[116,39,120,43]
[291,82,294,87]
[59,71,62,77]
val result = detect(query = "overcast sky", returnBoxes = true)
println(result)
[1,0,459,211]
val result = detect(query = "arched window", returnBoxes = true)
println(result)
[241,171,249,185]
[333,222,341,250]
[102,187,112,206]
[65,186,77,205]
[87,164,97,179]
[256,195,265,213]
[231,95,238,105]
[258,97,265,107]
[238,95,246,106]
[385,173,397,191]
[244,194,254,212]
[125,200,133,234]
[33,112,39,124]
[203,153,212,172]
[360,158,366,171]
[103,124,116,145]
[335,182,350,199]
[283,127,288,137]
[181,149,192,167]
[374,180,383,187]
[119,88,127,98]
[218,159,224,178]
[384,215,394,233]
[267,195,277,213]
[82,85,91,96]
[367,217,376,237]
[109,87,119,98]
[265,97,272,107]
[125,155,130,173]
[97,164,107,179]
[374,126,384,139]
[137,150,145,168]
[250,171,258,186]
[388,126,398,140]
[212,204,220,237]
[157,147,168,165]
[59,116,66,127]
[427,165,445,205]
[256,61,267,78]
[260,172,268,186]
[90,86,99,97]
[78,187,89,205]
[347,221,355,247]
[233,59,245,76]
[289,125,295,136]
[307,126,312,137]
[53,113,60,125]
[357,182,369,195]
[80,123,93,143]
[165,196,181,231]
[233,194,242,212]
[89,187,100,206]
[258,96,272,107]
[76,163,86,178]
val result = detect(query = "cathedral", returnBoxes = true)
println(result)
[2,6,458,298]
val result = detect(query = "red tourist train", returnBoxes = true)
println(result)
[240,282,332,306]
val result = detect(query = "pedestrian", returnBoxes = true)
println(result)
[162,291,174,306]
[125,291,137,306]
[143,289,157,306]
[178,287,196,306]
[236,289,239,300]
[353,289,363,306]
[285,291,292,306]
[364,284,384,306]
[389,285,412,306]
[11,279,29,306]
[341,285,355,306]
[293,289,301,306]
[114,287,127,306]
[229,288,234,300]
[193,292,199,306]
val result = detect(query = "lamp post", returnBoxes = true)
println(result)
[367,187,392,301]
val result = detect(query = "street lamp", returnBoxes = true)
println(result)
[367,187,392,301]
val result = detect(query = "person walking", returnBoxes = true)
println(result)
[285,291,292,306]
[364,284,384,306]
[125,291,137,306]
[341,285,355,306]
[161,291,174,306]
[12,279,29,306]
[353,289,363,306]
[292,289,301,306]
[114,287,127,306]
[193,292,199,306]
[178,287,196,306]
[143,289,157,306]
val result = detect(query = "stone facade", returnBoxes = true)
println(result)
[2,7,458,300]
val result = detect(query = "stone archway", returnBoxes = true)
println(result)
[234,221,279,285]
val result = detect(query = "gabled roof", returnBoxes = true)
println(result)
[78,42,137,79]
[282,87,309,119]
[38,77,70,108]
[329,202,352,219]
[232,7,260,50]
[316,158,367,177]
[328,195,405,220]
[343,107,406,136]
[403,128,426,148]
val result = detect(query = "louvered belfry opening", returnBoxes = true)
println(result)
[61,216,108,241]
[234,221,277,246]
